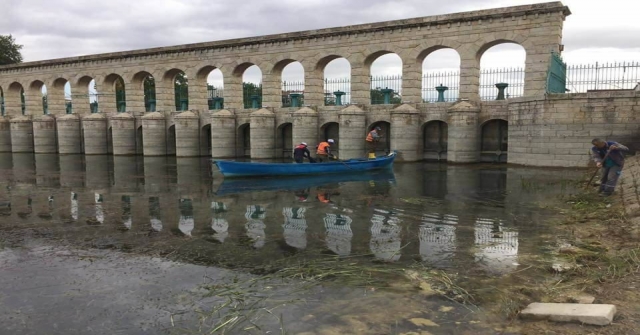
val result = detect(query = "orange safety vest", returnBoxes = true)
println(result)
[317,142,330,155]
[317,193,330,203]
[366,130,378,142]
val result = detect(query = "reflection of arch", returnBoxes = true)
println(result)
[136,126,143,155]
[320,122,339,154]
[237,123,250,157]
[480,119,508,163]
[167,125,176,155]
[478,41,526,100]
[202,124,212,155]
[276,122,293,158]
[422,120,448,161]
[368,121,391,154]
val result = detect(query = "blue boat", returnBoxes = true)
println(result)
[214,170,396,196]
[213,152,396,178]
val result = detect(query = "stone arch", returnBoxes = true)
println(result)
[167,124,176,155]
[368,121,391,154]
[320,122,339,155]
[419,46,461,103]
[318,55,351,106]
[477,40,526,100]
[233,62,262,109]
[237,123,251,157]
[366,51,403,105]
[163,68,188,111]
[273,59,304,108]
[276,122,293,158]
[196,65,224,110]
[480,119,508,163]
[8,82,26,115]
[132,71,156,112]
[29,80,47,114]
[422,120,448,161]
[200,123,212,156]
[104,73,127,112]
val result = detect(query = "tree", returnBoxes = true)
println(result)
[174,73,188,110]
[242,82,262,108]
[0,35,23,65]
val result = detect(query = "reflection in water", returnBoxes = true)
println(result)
[121,196,132,230]
[37,195,54,220]
[149,197,162,232]
[17,197,33,218]
[324,214,353,256]
[179,198,194,236]
[94,193,104,224]
[474,218,519,274]
[70,192,78,221]
[245,205,267,249]
[282,207,307,250]
[211,201,228,242]
[419,213,458,265]
[370,209,402,262]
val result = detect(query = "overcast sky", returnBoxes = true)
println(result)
[1,0,639,87]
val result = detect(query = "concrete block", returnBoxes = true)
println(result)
[520,303,616,326]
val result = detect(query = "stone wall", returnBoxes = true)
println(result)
[619,156,640,231]
[508,91,640,167]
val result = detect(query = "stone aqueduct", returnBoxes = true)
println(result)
[0,2,574,163]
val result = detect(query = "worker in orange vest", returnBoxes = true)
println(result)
[316,139,335,162]
[366,126,382,154]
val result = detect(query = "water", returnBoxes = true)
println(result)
[0,153,579,334]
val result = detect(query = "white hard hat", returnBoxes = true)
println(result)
[328,139,335,143]
[301,142,308,146]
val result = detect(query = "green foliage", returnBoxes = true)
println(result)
[242,82,262,108]
[0,35,23,65]
[174,72,188,110]
[370,87,401,104]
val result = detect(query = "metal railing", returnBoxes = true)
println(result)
[422,70,460,102]
[479,67,525,100]
[324,78,351,106]
[281,81,304,107]
[371,75,402,104]
[565,61,640,93]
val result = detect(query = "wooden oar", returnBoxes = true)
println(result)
[330,155,354,170]
[586,148,612,189]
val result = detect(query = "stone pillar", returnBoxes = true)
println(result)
[110,113,136,155]
[32,114,57,153]
[292,107,318,150]
[189,73,209,112]
[211,109,236,158]
[155,74,175,112]
[24,85,44,115]
[70,82,91,115]
[56,114,82,154]
[447,100,480,163]
[261,70,280,108]
[250,108,275,159]
[48,82,67,115]
[82,113,108,155]
[125,80,145,115]
[9,116,34,153]
[0,117,11,152]
[59,155,84,188]
[174,111,200,157]
[303,62,324,107]
[338,105,366,159]
[391,104,420,161]
[141,111,167,156]
[402,61,422,104]
[350,61,370,105]
[4,88,23,116]
[224,68,243,110]
[99,79,117,114]
[459,53,481,103]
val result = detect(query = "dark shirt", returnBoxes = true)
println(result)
[293,146,311,161]
[591,141,629,167]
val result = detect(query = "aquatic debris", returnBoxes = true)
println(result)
[409,318,439,327]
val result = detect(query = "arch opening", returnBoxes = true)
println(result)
[76,76,97,113]
[52,79,72,114]
[421,48,460,103]
[167,125,176,155]
[480,119,508,163]
[369,53,402,105]
[278,61,304,108]
[422,121,448,161]
[201,124,212,156]
[236,64,262,109]
[0,86,4,116]
[237,123,251,157]
[7,82,25,115]
[368,121,391,155]
[105,74,126,112]
[136,126,143,155]
[320,122,339,156]
[133,71,156,112]
[201,68,224,110]
[478,42,526,100]
[164,69,188,111]
[107,127,113,154]
[322,57,351,106]
[276,123,293,159]
[29,80,47,115]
